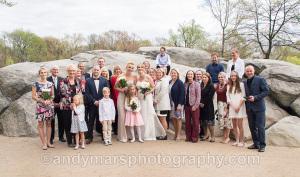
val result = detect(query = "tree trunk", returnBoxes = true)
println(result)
[221,28,225,58]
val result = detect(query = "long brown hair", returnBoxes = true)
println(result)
[228,71,241,94]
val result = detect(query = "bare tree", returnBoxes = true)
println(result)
[205,0,243,57]
[0,0,15,6]
[241,0,300,59]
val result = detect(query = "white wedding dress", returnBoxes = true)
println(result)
[136,80,166,140]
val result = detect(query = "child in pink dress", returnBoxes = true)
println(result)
[125,85,144,143]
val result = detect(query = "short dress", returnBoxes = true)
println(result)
[33,81,54,121]
[169,81,184,119]
[124,97,144,127]
[71,105,88,133]
[227,83,247,119]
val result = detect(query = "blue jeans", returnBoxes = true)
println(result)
[247,110,266,148]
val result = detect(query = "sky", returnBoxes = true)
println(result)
[0,0,220,40]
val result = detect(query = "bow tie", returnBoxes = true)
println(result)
[93,78,99,80]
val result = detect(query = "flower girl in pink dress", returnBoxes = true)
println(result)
[125,85,144,143]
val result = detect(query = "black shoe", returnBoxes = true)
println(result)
[59,138,66,142]
[248,144,259,150]
[86,139,93,144]
[258,147,265,152]
[68,144,75,148]
[156,135,168,140]
[50,139,54,145]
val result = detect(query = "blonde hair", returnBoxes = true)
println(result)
[155,68,165,76]
[102,87,110,94]
[100,67,109,80]
[38,66,48,75]
[113,65,122,75]
[125,84,137,105]
[67,64,77,71]
[126,61,135,68]
[73,94,84,105]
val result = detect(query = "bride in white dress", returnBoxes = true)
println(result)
[136,64,166,140]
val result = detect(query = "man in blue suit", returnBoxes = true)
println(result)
[244,65,269,152]
[85,65,109,144]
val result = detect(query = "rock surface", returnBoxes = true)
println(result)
[260,65,300,116]
[137,47,211,68]
[267,116,300,147]
[0,92,37,137]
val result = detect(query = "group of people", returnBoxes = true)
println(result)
[32,47,269,153]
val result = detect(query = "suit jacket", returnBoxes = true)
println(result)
[83,72,91,80]
[184,81,201,109]
[47,75,63,103]
[85,76,109,106]
[244,76,269,112]
[170,79,185,109]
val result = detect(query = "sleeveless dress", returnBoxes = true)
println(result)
[136,80,166,140]
[33,81,54,121]
[124,97,144,126]
[117,79,135,142]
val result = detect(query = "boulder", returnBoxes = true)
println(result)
[137,47,211,68]
[260,65,300,110]
[291,97,300,116]
[244,59,294,74]
[265,96,290,128]
[267,116,300,147]
[0,59,78,102]
[0,92,37,137]
[0,90,10,114]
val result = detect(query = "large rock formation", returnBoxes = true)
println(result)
[0,49,299,148]
[0,92,37,136]
[137,47,211,68]
[267,116,300,147]
[260,65,300,116]
[0,50,198,136]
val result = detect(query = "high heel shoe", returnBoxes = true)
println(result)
[138,139,144,143]
[130,138,135,143]
[42,145,47,150]
[47,144,55,148]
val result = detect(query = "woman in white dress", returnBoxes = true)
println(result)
[136,64,166,140]
[115,62,137,142]
[227,71,247,147]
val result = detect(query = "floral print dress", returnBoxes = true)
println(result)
[33,81,54,121]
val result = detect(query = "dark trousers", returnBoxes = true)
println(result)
[62,110,73,145]
[112,105,118,134]
[185,106,200,141]
[84,105,89,138]
[156,65,171,75]
[50,108,65,141]
[247,110,266,148]
[87,106,102,140]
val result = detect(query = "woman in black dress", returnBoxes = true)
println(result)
[200,72,215,142]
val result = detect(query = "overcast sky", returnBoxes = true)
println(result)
[0,0,220,40]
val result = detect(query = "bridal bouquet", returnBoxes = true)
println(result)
[129,99,138,111]
[138,81,151,99]
[117,76,128,88]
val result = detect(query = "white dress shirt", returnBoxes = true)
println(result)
[156,53,171,67]
[98,98,116,121]
[52,76,57,89]
[94,79,99,93]
[226,58,245,79]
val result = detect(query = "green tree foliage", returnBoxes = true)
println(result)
[167,19,208,49]
[6,29,47,62]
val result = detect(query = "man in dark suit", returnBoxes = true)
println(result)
[47,66,66,144]
[85,65,109,144]
[244,65,269,152]
[78,62,91,80]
